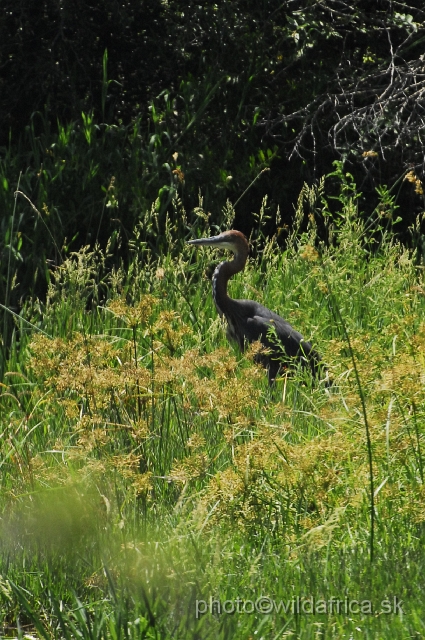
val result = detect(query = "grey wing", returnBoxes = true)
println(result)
[245,315,307,357]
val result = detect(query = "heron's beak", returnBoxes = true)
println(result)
[187,235,230,248]
[187,236,219,246]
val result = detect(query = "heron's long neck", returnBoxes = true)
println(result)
[212,250,247,316]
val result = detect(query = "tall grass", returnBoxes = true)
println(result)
[1,179,425,638]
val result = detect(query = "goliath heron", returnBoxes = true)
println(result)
[188,229,323,383]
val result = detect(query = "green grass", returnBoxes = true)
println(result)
[1,183,425,638]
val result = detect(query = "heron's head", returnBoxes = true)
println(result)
[187,230,248,256]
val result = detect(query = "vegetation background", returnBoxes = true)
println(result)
[1,0,425,637]
[1,0,425,311]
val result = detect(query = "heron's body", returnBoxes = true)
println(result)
[188,230,322,383]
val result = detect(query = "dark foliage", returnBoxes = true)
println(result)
[1,0,425,333]
[2,1,425,208]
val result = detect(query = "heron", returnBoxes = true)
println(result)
[188,229,323,384]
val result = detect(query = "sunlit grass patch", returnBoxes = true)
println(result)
[2,181,425,637]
